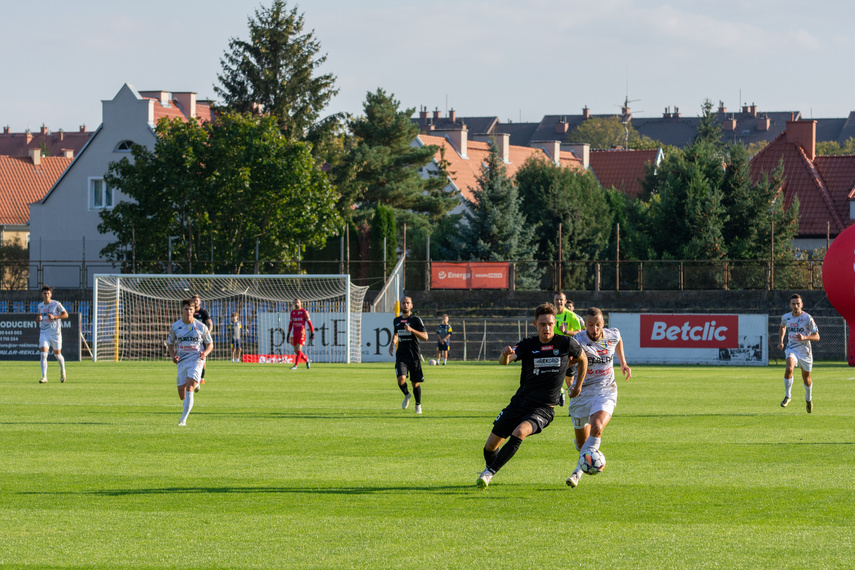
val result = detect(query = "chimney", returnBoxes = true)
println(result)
[562,142,590,169]
[433,108,442,120]
[757,115,771,131]
[2,126,9,134]
[58,128,64,141]
[749,103,757,116]
[419,106,428,120]
[40,124,48,135]
[663,106,671,118]
[449,108,457,122]
[786,120,816,161]
[673,106,680,118]
[173,92,197,119]
[555,117,569,134]
[139,90,171,107]
[533,140,561,165]
[29,148,41,166]
[79,124,87,133]
[722,118,737,131]
[582,106,590,119]
[718,101,727,114]
[471,133,510,163]
[61,149,74,158]
[436,125,467,158]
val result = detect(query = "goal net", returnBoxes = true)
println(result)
[93,274,369,363]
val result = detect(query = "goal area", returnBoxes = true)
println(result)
[93,274,369,363]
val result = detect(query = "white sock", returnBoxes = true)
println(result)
[180,390,194,423]
[55,353,66,375]
[784,377,793,398]
[40,352,48,377]
[581,436,601,454]
[805,383,812,401]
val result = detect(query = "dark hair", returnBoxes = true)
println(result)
[586,307,603,319]
[535,303,557,319]
[182,299,194,308]
[41,285,52,293]
[790,294,802,302]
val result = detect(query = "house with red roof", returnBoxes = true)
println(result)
[28,83,215,288]
[0,152,73,244]
[749,119,855,252]
[588,148,663,198]
[0,124,92,159]
[413,123,585,214]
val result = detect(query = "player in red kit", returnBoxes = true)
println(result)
[287,298,315,370]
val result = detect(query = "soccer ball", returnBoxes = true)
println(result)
[579,449,606,475]
[428,359,437,366]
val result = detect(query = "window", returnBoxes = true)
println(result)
[115,140,135,152]
[90,178,113,209]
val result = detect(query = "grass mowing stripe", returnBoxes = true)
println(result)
[1,360,854,568]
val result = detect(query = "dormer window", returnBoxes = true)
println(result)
[115,140,135,152]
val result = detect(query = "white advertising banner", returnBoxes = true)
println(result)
[609,313,768,366]
[258,312,396,363]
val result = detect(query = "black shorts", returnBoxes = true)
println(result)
[232,339,241,349]
[491,400,555,439]
[437,341,449,352]
[395,360,425,383]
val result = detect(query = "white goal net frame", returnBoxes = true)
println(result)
[92,274,368,363]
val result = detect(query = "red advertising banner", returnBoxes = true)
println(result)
[639,314,739,349]
[431,262,510,289]
[242,354,296,363]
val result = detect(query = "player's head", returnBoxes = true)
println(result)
[40,285,52,301]
[182,299,195,319]
[585,307,605,340]
[442,313,449,324]
[566,299,575,311]
[534,303,557,342]
[789,294,803,313]
[553,292,566,309]
[232,312,238,320]
[401,297,413,314]
[192,295,201,308]
[294,298,302,309]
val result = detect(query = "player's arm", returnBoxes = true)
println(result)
[307,314,315,339]
[567,349,588,399]
[777,325,786,350]
[799,331,820,342]
[57,309,69,320]
[407,322,430,341]
[499,345,517,365]
[389,332,398,356]
[167,341,179,364]
[616,339,631,380]
[200,327,214,360]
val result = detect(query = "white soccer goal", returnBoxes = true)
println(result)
[93,274,368,363]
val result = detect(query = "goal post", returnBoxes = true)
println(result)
[92,274,368,363]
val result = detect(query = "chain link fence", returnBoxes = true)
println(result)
[438,315,848,362]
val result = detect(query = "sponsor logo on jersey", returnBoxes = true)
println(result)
[640,314,738,348]
[541,345,553,351]
[534,357,560,367]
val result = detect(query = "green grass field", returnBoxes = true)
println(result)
[2,359,854,569]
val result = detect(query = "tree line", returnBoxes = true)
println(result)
[97,1,801,288]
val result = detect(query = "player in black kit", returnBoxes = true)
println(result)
[477,303,588,488]
[388,296,430,414]
[192,295,214,393]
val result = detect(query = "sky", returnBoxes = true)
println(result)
[2,0,854,133]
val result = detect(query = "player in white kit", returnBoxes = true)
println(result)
[777,293,819,413]
[566,307,631,488]
[167,299,213,426]
[36,285,68,384]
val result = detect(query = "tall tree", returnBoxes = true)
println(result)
[451,145,540,288]
[335,88,455,222]
[567,115,660,149]
[99,114,342,273]
[694,98,723,146]
[215,0,338,142]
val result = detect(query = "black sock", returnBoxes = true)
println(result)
[489,436,523,474]
[413,385,422,405]
[483,447,499,468]
[201,367,206,379]
[398,383,409,395]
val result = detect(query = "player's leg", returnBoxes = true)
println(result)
[411,365,424,413]
[484,418,538,479]
[235,340,241,363]
[179,378,198,426]
[38,341,49,383]
[52,338,66,383]
[442,344,448,365]
[781,355,797,406]
[801,363,813,413]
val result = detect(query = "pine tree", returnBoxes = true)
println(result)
[452,145,540,288]
[215,0,338,141]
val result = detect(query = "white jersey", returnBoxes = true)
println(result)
[37,300,66,337]
[572,328,622,393]
[167,319,212,363]
[781,311,817,358]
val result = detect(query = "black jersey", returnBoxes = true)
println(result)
[509,334,582,407]
[194,308,211,325]
[393,313,426,362]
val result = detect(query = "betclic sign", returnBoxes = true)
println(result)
[610,313,767,366]
[431,262,509,289]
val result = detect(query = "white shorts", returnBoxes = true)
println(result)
[39,332,62,351]
[177,358,205,386]
[785,349,813,372]
[570,387,618,429]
